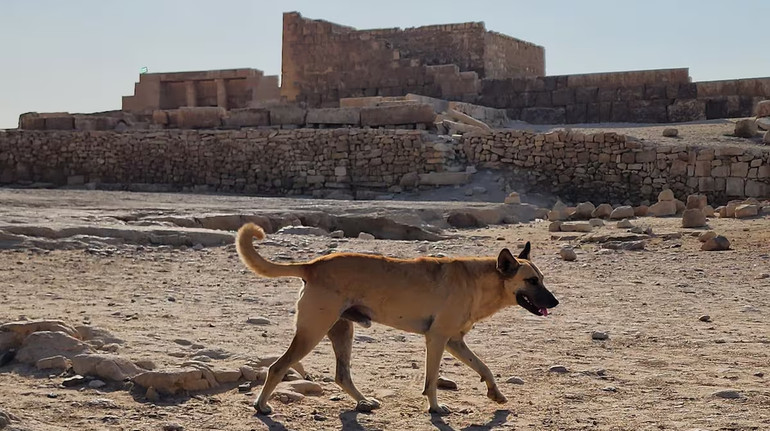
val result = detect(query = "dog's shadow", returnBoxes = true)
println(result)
[340,409,511,431]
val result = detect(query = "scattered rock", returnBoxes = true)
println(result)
[0,408,20,429]
[506,376,525,385]
[756,100,770,117]
[276,225,329,236]
[662,128,678,137]
[559,247,577,262]
[682,209,707,228]
[764,130,770,144]
[36,355,71,371]
[62,374,88,387]
[634,205,649,217]
[591,204,613,219]
[734,118,758,138]
[609,206,635,220]
[686,194,708,210]
[446,212,483,228]
[559,221,592,233]
[548,365,569,374]
[239,365,267,383]
[238,382,252,392]
[589,218,605,227]
[699,315,711,322]
[712,389,743,399]
[573,202,595,219]
[616,219,633,229]
[548,221,562,232]
[0,350,16,367]
[703,205,715,217]
[16,331,92,364]
[88,379,106,389]
[133,368,212,394]
[602,386,618,392]
[72,354,143,382]
[504,192,521,204]
[699,231,717,243]
[192,348,230,360]
[734,204,758,219]
[591,331,609,340]
[246,317,271,326]
[437,376,458,390]
[648,200,677,217]
[162,423,184,431]
[658,189,675,202]
[329,230,345,239]
[145,386,160,402]
[702,235,730,251]
[276,379,323,396]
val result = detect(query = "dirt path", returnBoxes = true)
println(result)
[1,190,769,430]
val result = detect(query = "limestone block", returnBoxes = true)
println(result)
[268,105,307,126]
[224,108,270,128]
[306,108,361,125]
[360,104,435,126]
[177,107,226,129]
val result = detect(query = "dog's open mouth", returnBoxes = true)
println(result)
[516,291,550,317]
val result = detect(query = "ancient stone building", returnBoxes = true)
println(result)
[122,68,280,113]
[280,12,545,106]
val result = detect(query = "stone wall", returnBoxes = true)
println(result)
[479,71,770,124]
[122,69,280,113]
[1,129,767,205]
[280,12,543,107]
[461,130,770,204]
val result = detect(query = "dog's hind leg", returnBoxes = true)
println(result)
[254,291,340,415]
[445,336,507,404]
[422,334,451,415]
[328,319,381,412]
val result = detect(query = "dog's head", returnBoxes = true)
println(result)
[496,242,559,317]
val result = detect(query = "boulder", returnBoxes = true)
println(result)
[559,247,577,261]
[648,201,677,217]
[757,117,770,131]
[548,200,571,221]
[609,206,635,220]
[72,354,143,381]
[734,204,759,219]
[681,209,707,228]
[559,222,592,233]
[764,130,770,144]
[658,189,675,201]
[755,100,770,118]
[734,118,758,138]
[686,194,708,210]
[15,331,92,364]
[703,205,715,217]
[0,320,81,347]
[662,128,678,137]
[573,202,595,219]
[268,105,307,126]
[634,205,649,217]
[446,212,483,228]
[223,108,270,128]
[504,192,521,204]
[674,199,686,214]
[133,368,210,395]
[36,355,71,371]
[591,204,613,219]
[699,231,717,243]
[702,235,730,251]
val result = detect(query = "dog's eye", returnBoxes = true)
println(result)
[526,277,539,285]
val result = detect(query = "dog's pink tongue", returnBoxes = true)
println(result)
[539,308,548,317]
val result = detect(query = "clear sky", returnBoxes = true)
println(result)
[1,0,768,129]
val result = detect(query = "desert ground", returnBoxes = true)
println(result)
[0,182,768,431]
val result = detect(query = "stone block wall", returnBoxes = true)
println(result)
[280,12,543,107]
[1,129,767,205]
[0,129,452,195]
[461,130,770,204]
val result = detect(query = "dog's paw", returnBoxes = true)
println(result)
[355,398,381,412]
[486,387,508,404]
[429,404,452,415]
[253,401,273,415]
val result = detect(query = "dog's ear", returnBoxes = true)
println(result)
[497,248,520,276]
[518,241,531,260]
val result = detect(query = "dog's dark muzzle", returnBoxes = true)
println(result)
[516,289,559,317]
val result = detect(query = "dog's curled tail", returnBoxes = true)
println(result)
[236,223,306,279]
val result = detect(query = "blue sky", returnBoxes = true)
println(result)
[1,0,768,129]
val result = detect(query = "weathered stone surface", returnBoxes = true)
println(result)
[667,99,706,123]
[36,355,71,371]
[658,189,675,201]
[591,204,613,219]
[223,108,270,128]
[702,235,730,251]
[573,202,595,219]
[269,105,307,126]
[682,209,707,228]
[756,100,770,118]
[734,118,758,138]
[16,331,92,364]
[418,172,471,186]
[133,368,209,394]
[648,201,677,217]
[559,222,592,233]
[734,204,758,219]
[662,128,679,137]
[360,104,435,126]
[609,206,634,219]
[504,192,521,204]
[72,354,143,382]
[177,107,226,129]
[757,117,770,131]
[306,108,361,125]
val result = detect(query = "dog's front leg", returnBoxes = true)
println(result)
[446,337,507,404]
[422,334,451,415]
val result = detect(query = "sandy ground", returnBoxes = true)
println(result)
[0,188,769,431]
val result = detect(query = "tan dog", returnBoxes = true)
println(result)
[236,223,559,415]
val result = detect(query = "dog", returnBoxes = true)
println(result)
[235,223,559,415]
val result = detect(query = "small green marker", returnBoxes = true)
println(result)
[140,66,148,74]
